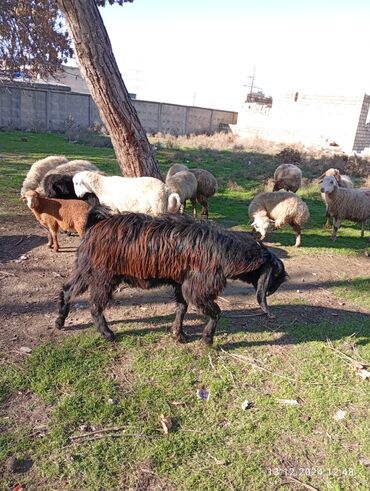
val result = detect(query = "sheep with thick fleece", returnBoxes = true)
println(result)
[37,159,103,195]
[319,168,354,227]
[320,176,370,241]
[165,170,198,214]
[73,171,181,215]
[273,163,302,193]
[42,174,100,206]
[21,155,68,197]
[22,191,90,252]
[248,191,310,247]
[166,163,189,178]
[166,164,218,218]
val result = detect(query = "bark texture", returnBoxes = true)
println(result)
[56,0,162,179]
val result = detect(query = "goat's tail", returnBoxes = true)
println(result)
[84,204,114,232]
[168,192,181,213]
[55,271,89,330]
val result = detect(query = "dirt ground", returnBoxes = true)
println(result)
[1,213,370,365]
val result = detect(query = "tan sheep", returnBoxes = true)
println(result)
[21,155,68,197]
[22,190,90,252]
[248,191,310,247]
[318,168,354,227]
[320,176,370,241]
[190,168,218,218]
[273,163,302,193]
[165,170,198,215]
[166,164,218,218]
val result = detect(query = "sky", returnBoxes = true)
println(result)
[97,0,370,111]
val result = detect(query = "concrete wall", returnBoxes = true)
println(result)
[0,82,237,135]
[232,92,370,153]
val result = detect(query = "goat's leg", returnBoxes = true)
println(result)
[331,218,341,241]
[55,272,89,330]
[197,300,221,345]
[361,221,365,238]
[89,281,116,341]
[55,284,73,330]
[171,285,189,342]
[290,222,302,247]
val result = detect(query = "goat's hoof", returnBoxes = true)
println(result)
[202,335,214,346]
[173,331,189,343]
[55,320,64,330]
[103,331,115,341]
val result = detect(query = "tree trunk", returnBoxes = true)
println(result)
[55,0,162,179]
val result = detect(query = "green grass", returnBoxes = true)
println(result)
[1,320,369,490]
[331,276,370,309]
[1,130,370,489]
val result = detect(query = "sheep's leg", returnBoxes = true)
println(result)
[290,222,302,247]
[171,285,189,342]
[191,198,197,218]
[49,224,59,252]
[198,300,221,345]
[361,221,365,238]
[331,218,341,241]
[197,195,209,219]
[324,207,331,228]
[47,230,53,248]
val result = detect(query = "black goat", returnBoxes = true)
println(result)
[56,208,287,344]
[43,174,100,207]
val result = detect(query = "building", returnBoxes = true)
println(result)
[232,92,370,153]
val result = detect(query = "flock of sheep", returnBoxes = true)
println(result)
[19,154,369,343]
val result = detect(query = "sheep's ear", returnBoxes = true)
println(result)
[269,219,275,224]
[251,220,256,227]
[20,196,26,202]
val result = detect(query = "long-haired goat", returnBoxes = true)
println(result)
[56,209,287,344]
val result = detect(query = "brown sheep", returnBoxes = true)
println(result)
[22,191,90,252]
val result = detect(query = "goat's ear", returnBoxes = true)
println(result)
[20,196,26,202]
[255,262,272,316]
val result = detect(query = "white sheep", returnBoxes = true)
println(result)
[320,176,370,241]
[37,159,103,195]
[21,155,68,197]
[248,191,310,247]
[318,168,354,227]
[165,170,198,215]
[73,171,181,215]
[273,163,302,193]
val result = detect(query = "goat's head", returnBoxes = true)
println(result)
[320,175,338,194]
[241,252,287,317]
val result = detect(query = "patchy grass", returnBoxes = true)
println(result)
[1,130,370,489]
[331,276,370,309]
[1,319,369,490]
